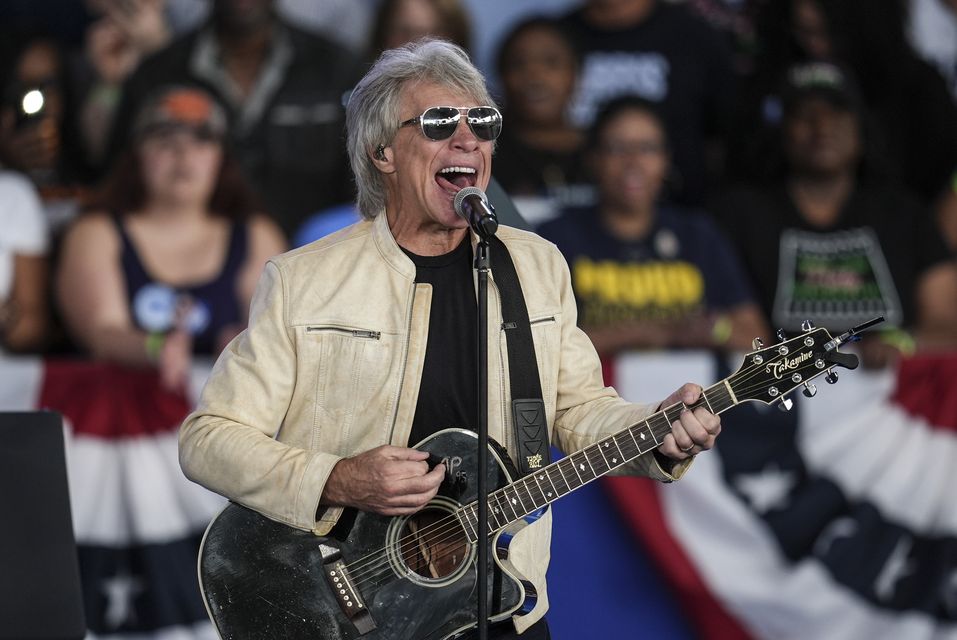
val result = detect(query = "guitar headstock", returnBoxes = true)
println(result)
[728,317,883,409]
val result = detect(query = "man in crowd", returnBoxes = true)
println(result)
[559,0,736,205]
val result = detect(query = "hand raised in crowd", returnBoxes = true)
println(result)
[657,382,722,461]
[322,445,447,516]
[86,0,171,85]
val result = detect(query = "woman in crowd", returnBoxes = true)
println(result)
[538,95,769,355]
[492,16,590,225]
[714,62,957,367]
[0,170,49,353]
[57,85,285,389]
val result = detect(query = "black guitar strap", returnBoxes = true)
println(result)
[488,235,551,477]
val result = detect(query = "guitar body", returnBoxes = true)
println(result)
[199,429,535,640]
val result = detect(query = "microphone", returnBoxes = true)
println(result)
[454,186,498,239]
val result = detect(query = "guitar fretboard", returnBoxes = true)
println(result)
[455,381,738,543]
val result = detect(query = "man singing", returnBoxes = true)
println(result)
[180,39,720,639]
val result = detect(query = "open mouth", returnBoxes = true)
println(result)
[435,166,477,194]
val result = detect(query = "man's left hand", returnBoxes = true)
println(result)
[657,382,721,461]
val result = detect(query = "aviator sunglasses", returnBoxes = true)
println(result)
[398,106,502,141]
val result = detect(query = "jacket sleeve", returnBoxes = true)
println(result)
[179,260,344,532]
[546,244,692,482]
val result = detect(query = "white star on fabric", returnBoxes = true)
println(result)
[733,464,797,513]
[875,535,916,602]
[101,565,144,630]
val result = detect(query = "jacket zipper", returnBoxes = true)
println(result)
[388,282,416,444]
[529,316,556,326]
[305,326,381,340]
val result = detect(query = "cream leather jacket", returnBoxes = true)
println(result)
[179,212,689,632]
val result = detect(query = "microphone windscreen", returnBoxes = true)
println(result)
[453,186,485,220]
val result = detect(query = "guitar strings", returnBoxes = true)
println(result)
[344,355,813,588]
[341,352,829,591]
[345,355,823,590]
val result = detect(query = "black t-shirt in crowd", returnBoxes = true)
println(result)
[558,1,735,205]
[712,184,951,333]
[403,237,478,447]
[492,124,592,209]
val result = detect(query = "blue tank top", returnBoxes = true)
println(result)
[116,217,248,354]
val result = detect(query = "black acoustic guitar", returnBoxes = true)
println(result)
[198,321,875,639]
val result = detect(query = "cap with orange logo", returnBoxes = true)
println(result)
[133,86,228,140]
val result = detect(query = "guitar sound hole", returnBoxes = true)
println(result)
[399,506,470,580]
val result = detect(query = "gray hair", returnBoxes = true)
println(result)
[346,38,497,220]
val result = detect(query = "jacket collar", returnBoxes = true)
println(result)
[372,210,416,280]
[372,210,491,281]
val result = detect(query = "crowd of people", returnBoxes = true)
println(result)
[1,0,956,370]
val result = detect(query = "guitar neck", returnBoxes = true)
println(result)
[455,378,741,543]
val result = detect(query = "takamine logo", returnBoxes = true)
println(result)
[766,351,812,379]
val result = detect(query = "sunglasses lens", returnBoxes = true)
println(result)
[467,107,502,141]
[420,107,461,140]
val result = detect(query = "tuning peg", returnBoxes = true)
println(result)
[778,396,794,412]
[752,337,764,350]
[825,370,839,384]
[801,319,815,331]
[776,328,788,341]
[802,382,817,398]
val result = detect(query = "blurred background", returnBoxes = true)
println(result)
[0,0,955,638]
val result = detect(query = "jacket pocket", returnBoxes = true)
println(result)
[304,325,391,454]
[306,325,381,339]
[528,314,560,423]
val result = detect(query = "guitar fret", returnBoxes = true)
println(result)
[536,471,557,502]
[488,494,505,530]
[459,506,478,542]
[708,383,735,413]
[493,491,511,527]
[583,446,607,476]
[610,436,627,465]
[563,457,584,488]
[529,473,548,506]
[628,425,643,451]
[647,415,670,450]
[569,452,589,484]
[503,487,521,519]
[598,440,613,467]
[554,461,572,494]
[701,389,714,413]
[515,479,532,513]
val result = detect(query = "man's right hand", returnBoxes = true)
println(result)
[321,445,446,516]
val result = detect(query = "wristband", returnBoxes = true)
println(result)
[880,328,916,357]
[145,331,166,362]
[711,314,733,346]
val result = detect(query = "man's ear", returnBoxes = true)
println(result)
[371,144,396,173]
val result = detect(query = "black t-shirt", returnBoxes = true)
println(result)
[712,184,951,332]
[492,125,592,208]
[558,2,735,205]
[404,237,478,447]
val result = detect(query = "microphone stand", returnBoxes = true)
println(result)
[474,235,490,640]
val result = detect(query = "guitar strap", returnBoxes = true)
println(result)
[488,235,551,477]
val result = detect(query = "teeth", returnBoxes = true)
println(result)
[438,166,476,174]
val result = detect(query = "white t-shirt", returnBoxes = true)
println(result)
[0,171,48,303]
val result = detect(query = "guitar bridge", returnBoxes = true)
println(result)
[323,553,376,634]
